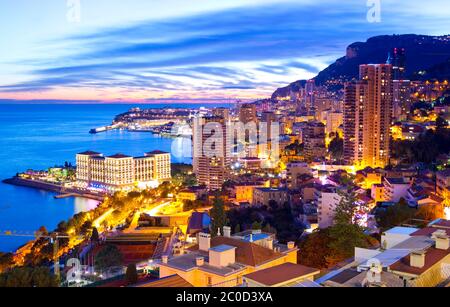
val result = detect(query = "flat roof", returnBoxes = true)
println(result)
[78,150,101,156]
[384,227,419,235]
[209,244,236,253]
[107,153,132,159]
[244,263,320,286]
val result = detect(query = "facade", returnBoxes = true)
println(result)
[325,111,343,135]
[303,121,326,161]
[158,228,298,287]
[393,80,412,121]
[315,185,342,229]
[286,162,311,189]
[383,177,412,202]
[252,187,288,207]
[235,184,265,203]
[239,103,257,124]
[436,169,450,198]
[76,150,171,192]
[344,64,393,168]
[193,116,231,191]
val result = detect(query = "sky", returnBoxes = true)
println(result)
[0,0,450,103]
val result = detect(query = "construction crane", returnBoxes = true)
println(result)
[0,230,71,282]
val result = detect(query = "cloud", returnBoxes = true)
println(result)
[1,0,450,99]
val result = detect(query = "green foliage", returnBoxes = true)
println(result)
[95,245,124,272]
[328,135,344,161]
[328,187,371,259]
[183,199,208,212]
[251,221,262,230]
[391,129,450,164]
[234,224,241,234]
[298,229,333,269]
[436,115,449,130]
[375,198,416,231]
[0,267,58,287]
[0,253,14,272]
[210,197,228,237]
[91,227,100,242]
[125,263,138,285]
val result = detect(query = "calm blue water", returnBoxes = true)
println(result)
[0,103,214,252]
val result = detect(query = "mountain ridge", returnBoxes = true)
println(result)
[272,34,450,99]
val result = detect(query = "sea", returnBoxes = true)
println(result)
[0,103,225,252]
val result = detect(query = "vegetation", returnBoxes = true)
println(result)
[328,135,344,162]
[391,123,450,164]
[182,199,210,212]
[125,263,138,285]
[298,229,333,269]
[375,198,416,231]
[0,253,14,273]
[210,197,228,237]
[416,204,445,221]
[227,201,303,243]
[299,187,378,268]
[0,267,58,287]
[328,188,371,259]
[94,245,124,272]
[171,163,197,187]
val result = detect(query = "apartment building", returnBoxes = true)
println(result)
[76,150,171,192]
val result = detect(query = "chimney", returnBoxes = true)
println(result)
[435,234,450,250]
[287,241,296,250]
[199,232,211,251]
[410,250,426,268]
[267,239,274,250]
[162,255,168,264]
[223,226,231,238]
[196,257,205,266]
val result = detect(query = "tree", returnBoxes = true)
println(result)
[375,198,416,231]
[328,135,344,161]
[210,197,228,237]
[251,221,262,230]
[95,245,123,272]
[328,187,370,259]
[436,115,449,130]
[91,227,100,242]
[298,229,335,269]
[234,224,241,234]
[416,204,444,221]
[0,267,58,287]
[125,263,138,285]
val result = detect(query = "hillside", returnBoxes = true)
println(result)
[272,34,450,99]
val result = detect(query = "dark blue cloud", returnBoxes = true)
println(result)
[1,1,447,95]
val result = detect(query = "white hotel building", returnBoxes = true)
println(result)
[76,150,171,192]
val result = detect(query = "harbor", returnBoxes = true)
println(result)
[3,177,105,202]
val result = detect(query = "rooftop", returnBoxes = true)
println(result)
[188,236,284,267]
[209,244,236,253]
[78,150,101,156]
[244,263,320,286]
[107,153,132,159]
[385,177,410,185]
[255,187,288,193]
[135,275,193,288]
[384,227,419,236]
[146,150,169,156]
[162,253,246,276]
[389,246,450,276]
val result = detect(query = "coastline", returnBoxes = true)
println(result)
[2,177,105,202]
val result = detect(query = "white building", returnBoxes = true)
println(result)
[76,150,171,192]
[383,177,412,202]
[315,185,342,229]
